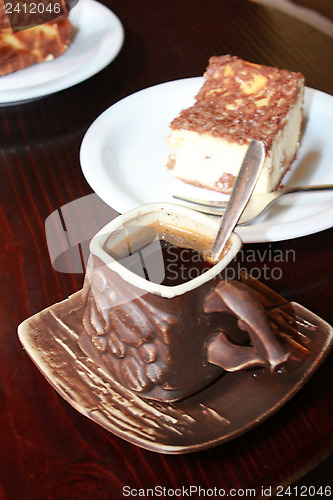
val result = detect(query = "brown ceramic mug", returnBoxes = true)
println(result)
[79,203,288,402]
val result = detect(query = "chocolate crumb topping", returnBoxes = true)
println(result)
[170,55,304,150]
[216,173,235,193]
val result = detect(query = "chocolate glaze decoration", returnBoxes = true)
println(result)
[16,203,333,452]
[79,249,289,402]
[80,254,221,400]
[75,203,290,402]
[205,280,289,372]
[17,273,333,454]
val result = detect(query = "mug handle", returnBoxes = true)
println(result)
[204,280,289,372]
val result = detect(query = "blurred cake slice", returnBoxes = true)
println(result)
[167,55,304,194]
[0,3,72,77]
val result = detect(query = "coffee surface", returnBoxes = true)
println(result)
[105,221,226,286]
[150,239,213,286]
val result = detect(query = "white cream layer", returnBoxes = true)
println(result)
[167,89,304,194]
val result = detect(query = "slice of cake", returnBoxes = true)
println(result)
[167,55,304,194]
[0,2,72,77]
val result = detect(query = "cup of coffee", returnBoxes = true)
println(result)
[79,203,288,402]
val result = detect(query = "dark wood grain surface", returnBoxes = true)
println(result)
[1,0,332,498]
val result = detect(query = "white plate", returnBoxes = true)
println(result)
[0,0,124,104]
[80,78,333,243]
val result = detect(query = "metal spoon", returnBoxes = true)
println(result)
[210,140,265,261]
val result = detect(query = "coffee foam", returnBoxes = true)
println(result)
[105,220,230,264]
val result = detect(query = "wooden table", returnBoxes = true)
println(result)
[1,0,332,498]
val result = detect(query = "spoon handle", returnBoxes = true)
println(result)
[210,140,265,261]
[285,184,333,194]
